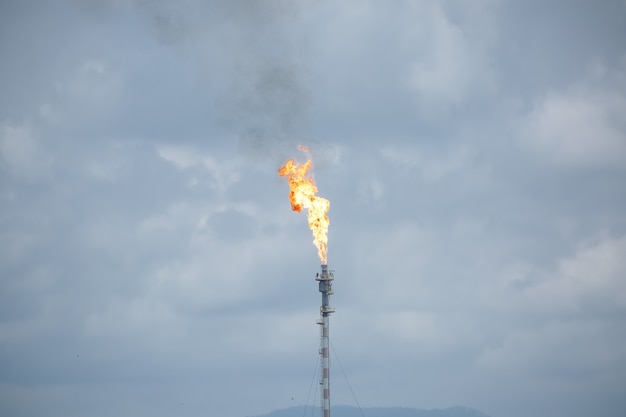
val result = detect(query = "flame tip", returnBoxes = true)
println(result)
[278,152,329,263]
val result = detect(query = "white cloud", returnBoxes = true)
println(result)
[520,62,626,169]
[475,318,626,380]
[46,60,124,125]
[407,1,496,114]
[150,237,282,308]
[0,122,50,179]
[82,141,137,182]
[357,178,384,203]
[525,234,626,313]
[381,144,420,170]
[156,145,198,169]
[381,143,476,181]
[156,145,241,193]
[38,103,62,125]
[472,233,626,381]
[67,60,122,104]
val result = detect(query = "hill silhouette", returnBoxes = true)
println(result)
[250,405,492,417]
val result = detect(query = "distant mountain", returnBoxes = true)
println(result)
[250,405,492,417]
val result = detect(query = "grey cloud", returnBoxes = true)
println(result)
[1,2,626,417]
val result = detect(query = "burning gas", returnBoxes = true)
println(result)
[278,147,330,264]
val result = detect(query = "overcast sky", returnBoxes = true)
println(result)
[1,1,626,417]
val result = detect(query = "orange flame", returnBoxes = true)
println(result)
[278,148,330,264]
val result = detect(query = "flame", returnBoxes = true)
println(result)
[278,148,330,264]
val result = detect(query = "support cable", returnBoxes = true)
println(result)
[302,353,320,417]
[330,341,366,417]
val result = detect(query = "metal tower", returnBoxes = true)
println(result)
[316,264,334,417]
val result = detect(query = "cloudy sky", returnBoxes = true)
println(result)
[1,1,626,417]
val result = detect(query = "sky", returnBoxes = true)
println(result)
[1,1,625,417]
